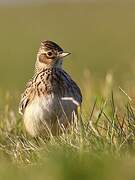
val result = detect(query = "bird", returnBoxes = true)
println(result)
[19,40,82,137]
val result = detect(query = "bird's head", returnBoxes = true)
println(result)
[35,40,70,72]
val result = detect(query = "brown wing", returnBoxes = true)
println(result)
[19,79,35,115]
[54,68,82,105]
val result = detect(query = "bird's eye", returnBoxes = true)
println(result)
[47,51,53,56]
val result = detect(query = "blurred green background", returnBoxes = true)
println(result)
[0,0,135,91]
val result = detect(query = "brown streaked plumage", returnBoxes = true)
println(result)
[19,40,82,137]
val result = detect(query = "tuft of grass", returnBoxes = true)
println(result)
[0,72,135,179]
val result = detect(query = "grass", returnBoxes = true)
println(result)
[0,73,135,179]
[1,1,135,179]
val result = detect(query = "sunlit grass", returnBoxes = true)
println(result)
[0,72,135,179]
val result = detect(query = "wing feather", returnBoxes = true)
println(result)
[19,79,35,115]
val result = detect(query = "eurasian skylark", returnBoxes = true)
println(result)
[19,40,82,137]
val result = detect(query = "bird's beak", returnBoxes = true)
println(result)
[59,52,71,58]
